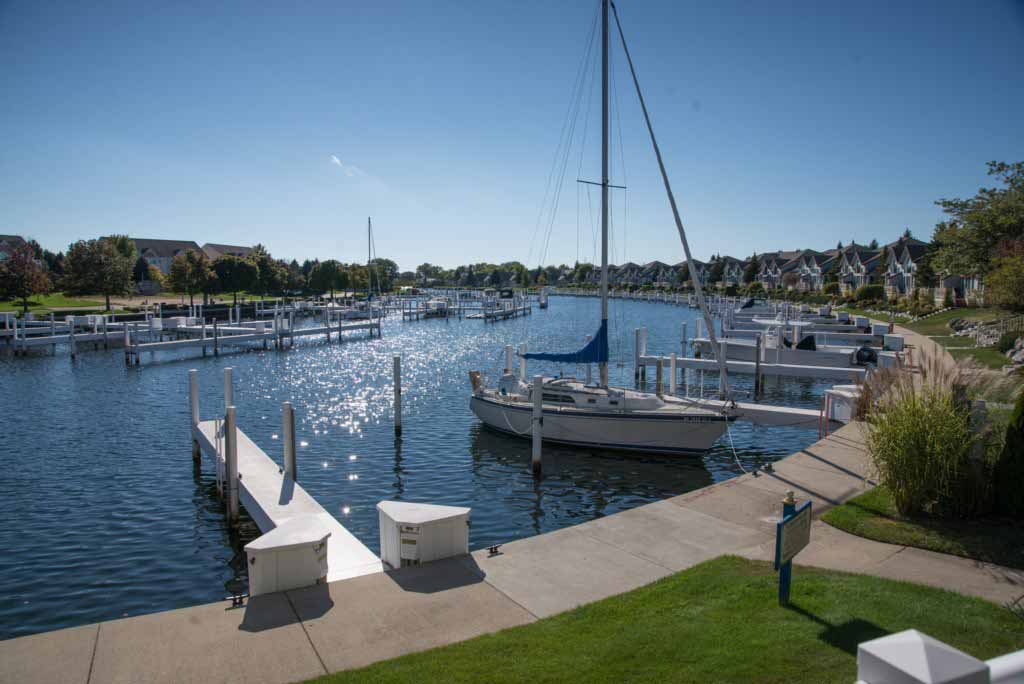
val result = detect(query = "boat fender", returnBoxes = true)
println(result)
[855,346,878,366]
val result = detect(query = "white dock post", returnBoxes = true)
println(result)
[393,355,402,434]
[640,327,648,380]
[69,320,76,359]
[504,344,513,375]
[754,334,763,397]
[201,318,207,357]
[123,325,131,364]
[223,367,233,413]
[519,343,527,382]
[102,317,109,349]
[213,318,219,356]
[282,401,297,481]
[696,319,703,340]
[585,335,593,385]
[288,311,294,348]
[225,406,239,525]
[669,352,677,395]
[719,339,728,398]
[189,369,201,461]
[655,358,663,396]
[634,328,641,381]
[50,313,55,337]
[681,321,687,357]
[531,375,543,477]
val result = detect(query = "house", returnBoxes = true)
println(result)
[935,273,985,307]
[720,256,749,287]
[757,250,802,290]
[0,235,27,262]
[792,251,836,292]
[682,259,710,287]
[640,260,673,287]
[882,238,929,298]
[202,243,254,261]
[132,238,203,274]
[836,243,883,294]
[614,262,642,287]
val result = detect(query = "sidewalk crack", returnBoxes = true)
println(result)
[284,591,329,676]
[86,622,101,684]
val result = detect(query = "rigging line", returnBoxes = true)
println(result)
[610,1,733,403]
[526,4,599,269]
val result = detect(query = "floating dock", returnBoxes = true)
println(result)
[190,373,382,583]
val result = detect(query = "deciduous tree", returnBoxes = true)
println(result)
[0,242,50,313]
[167,250,213,307]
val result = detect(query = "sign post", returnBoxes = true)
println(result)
[774,491,811,606]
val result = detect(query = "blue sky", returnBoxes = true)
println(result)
[2,0,1022,271]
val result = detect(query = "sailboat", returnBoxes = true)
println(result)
[469,0,736,455]
[345,217,384,321]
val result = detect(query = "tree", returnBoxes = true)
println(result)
[132,257,150,283]
[782,272,800,290]
[677,263,690,287]
[309,259,345,299]
[63,236,135,310]
[285,259,305,292]
[0,242,50,313]
[574,262,594,284]
[836,241,843,250]
[931,161,1024,276]
[369,258,399,292]
[213,255,258,305]
[167,250,213,307]
[902,227,913,239]
[743,254,759,284]
[708,258,725,285]
[868,238,879,249]
[250,244,285,297]
[984,255,1024,311]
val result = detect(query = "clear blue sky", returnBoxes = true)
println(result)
[2,0,1022,271]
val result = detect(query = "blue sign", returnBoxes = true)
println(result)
[775,499,811,605]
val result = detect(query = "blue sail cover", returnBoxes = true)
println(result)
[520,320,609,364]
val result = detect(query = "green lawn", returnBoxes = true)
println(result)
[0,293,104,313]
[905,308,1007,337]
[949,346,1013,370]
[836,306,911,325]
[308,556,1024,684]
[822,487,1024,570]
[927,335,977,348]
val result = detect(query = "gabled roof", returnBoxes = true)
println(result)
[132,238,202,259]
[0,235,27,247]
[202,243,253,260]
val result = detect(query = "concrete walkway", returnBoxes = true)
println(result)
[5,421,1022,684]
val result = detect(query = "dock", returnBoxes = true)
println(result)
[190,371,382,583]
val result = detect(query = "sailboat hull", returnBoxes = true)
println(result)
[470,394,729,455]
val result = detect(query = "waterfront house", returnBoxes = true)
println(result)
[640,260,673,287]
[757,250,802,290]
[836,243,882,294]
[202,243,254,261]
[720,256,748,287]
[0,235,27,262]
[793,250,836,292]
[882,237,929,298]
[132,238,203,274]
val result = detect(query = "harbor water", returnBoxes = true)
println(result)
[0,295,834,639]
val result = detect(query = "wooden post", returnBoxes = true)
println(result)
[532,375,543,477]
[225,406,239,525]
[393,355,402,434]
[283,401,297,481]
[189,369,201,461]
[669,352,677,395]
[223,367,233,414]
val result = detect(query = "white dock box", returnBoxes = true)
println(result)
[244,516,331,597]
[855,316,870,329]
[884,334,905,351]
[871,323,890,336]
[377,501,470,570]
[836,311,850,322]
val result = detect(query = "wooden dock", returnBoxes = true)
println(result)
[192,415,382,583]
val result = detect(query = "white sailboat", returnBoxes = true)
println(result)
[469,0,736,455]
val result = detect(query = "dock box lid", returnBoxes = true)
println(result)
[245,515,332,553]
[377,500,471,525]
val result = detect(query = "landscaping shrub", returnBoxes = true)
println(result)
[863,354,1001,517]
[997,332,1020,354]
[994,387,1024,518]
[855,284,886,302]
[944,288,953,307]
[822,282,840,295]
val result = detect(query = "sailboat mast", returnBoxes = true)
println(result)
[367,217,372,297]
[598,0,610,387]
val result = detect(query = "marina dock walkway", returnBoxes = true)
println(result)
[5,421,1022,684]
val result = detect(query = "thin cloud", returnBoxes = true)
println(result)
[330,154,366,178]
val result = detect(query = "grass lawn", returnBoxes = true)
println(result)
[0,293,104,313]
[905,308,1007,337]
[949,346,1013,370]
[822,487,1024,570]
[307,556,1024,684]
[836,306,911,325]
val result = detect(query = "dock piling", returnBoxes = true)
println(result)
[681,321,687,357]
[655,359,663,396]
[754,334,763,397]
[504,345,513,375]
[519,343,527,383]
[223,367,233,413]
[282,401,297,481]
[531,375,543,477]
[393,355,402,434]
[225,406,239,524]
[189,370,201,461]
[585,335,592,385]
[669,352,677,395]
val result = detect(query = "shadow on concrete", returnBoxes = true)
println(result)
[786,603,889,656]
[799,448,875,485]
[237,590,314,633]
[761,471,860,509]
[384,555,485,594]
